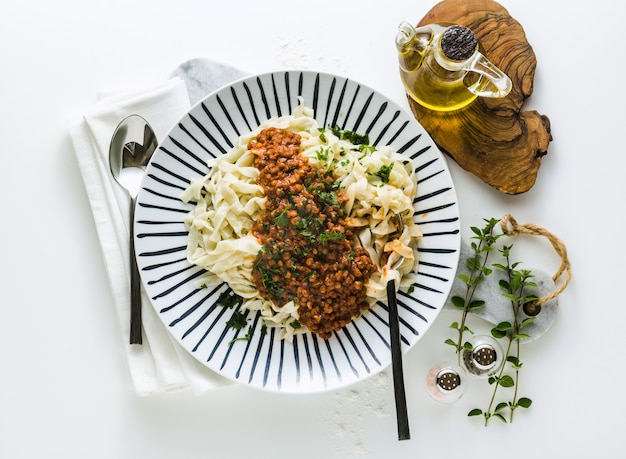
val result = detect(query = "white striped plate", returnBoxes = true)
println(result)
[134,70,460,393]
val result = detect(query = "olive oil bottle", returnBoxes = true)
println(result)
[396,22,511,112]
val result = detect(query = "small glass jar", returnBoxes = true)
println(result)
[425,363,467,403]
[462,335,504,378]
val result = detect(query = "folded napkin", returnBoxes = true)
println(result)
[68,59,246,395]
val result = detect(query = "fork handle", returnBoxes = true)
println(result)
[388,280,410,440]
[129,196,143,345]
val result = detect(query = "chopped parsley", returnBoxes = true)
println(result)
[318,128,327,143]
[216,291,243,309]
[375,163,394,184]
[226,310,248,330]
[274,208,290,227]
[253,262,286,298]
[317,189,340,208]
[315,146,331,161]
[228,324,254,345]
[329,125,370,145]
[294,215,324,238]
[318,231,345,244]
[338,159,351,168]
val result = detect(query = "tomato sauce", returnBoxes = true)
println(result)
[248,127,377,338]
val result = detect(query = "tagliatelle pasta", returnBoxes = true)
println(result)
[181,101,422,341]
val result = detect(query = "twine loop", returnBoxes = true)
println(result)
[500,214,572,314]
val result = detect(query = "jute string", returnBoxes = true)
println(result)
[500,214,572,310]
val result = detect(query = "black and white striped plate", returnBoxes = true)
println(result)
[134,70,460,393]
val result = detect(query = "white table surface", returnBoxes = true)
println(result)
[2,0,624,457]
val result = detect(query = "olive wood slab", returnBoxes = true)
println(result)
[408,0,552,194]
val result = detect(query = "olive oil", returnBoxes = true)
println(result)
[399,55,479,112]
[395,22,511,112]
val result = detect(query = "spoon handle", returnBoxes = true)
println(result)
[129,196,142,345]
[388,280,410,440]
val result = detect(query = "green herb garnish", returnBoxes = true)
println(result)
[468,246,536,425]
[216,291,243,309]
[374,163,394,184]
[447,217,535,426]
[317,189,340,208]
[226,311,248,330]
[446,218,501,360]
[253,261,285,298]
[315,146,331,161]
[228,325,254,345]
[329,125,369,145]
[318,128,327,143]
[274,208,290,227]
[318,231,345,244]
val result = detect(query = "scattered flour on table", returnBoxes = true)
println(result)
[274,36,348,74]
[323,371,392,457]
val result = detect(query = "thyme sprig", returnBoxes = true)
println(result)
[446,218,502,364]
[468,245,536,425]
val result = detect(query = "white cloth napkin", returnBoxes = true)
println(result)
[68,77,231,395]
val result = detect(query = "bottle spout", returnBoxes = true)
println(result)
[396,22,433,72]
[396,21,416,49]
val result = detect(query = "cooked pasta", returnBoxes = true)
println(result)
[181,102,421,341]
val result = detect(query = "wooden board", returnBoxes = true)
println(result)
[408,0,552,194]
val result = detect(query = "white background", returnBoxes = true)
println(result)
[1,0,624,457]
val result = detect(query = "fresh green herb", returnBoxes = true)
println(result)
[216,291,243,309]
[318,128,327,143]
[290,320,302,329]
[274,208,290,227]
[318,231,345,244]
[374,163,394,184]
[228,325,254,345]
[317,189,340,208]
[289,260,299,272]
[293,216,324,243]
[226,310,248,330]
[253,261,285,298]
[446,218,502,363]
[315,146,331,162]
[469,246,536,425]
[299,231,316,243]
[329,125,370,146]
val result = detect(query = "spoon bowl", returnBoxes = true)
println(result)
[109,115,158,196]
[109,115,158,345]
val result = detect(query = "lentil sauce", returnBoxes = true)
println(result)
[249,127,377,339]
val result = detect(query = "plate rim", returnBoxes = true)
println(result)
[134,69,461,393]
